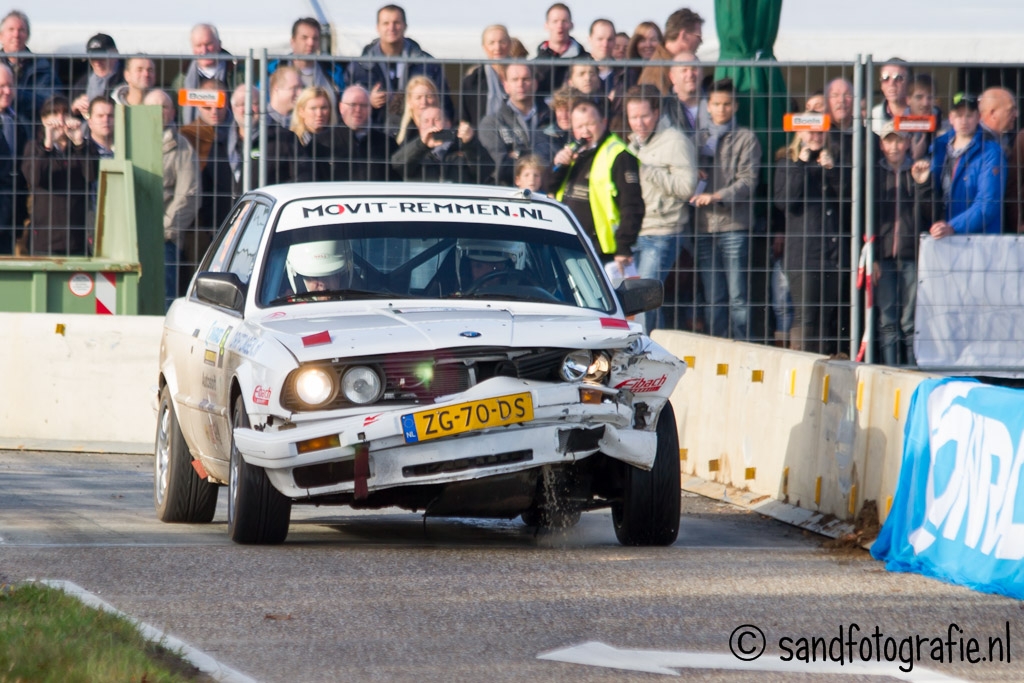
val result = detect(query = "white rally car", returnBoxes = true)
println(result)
[155,183,685,545]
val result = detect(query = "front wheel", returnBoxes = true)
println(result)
[228,395,291,544]
[154,385,218,523]
[612,402,681,546]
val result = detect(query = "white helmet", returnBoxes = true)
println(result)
[455,238,527,287]
[286,240,353,292]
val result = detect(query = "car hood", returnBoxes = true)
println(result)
[257,302,636,362]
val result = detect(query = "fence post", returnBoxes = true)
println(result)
[119,103,164,316]
[851,55,865,359]
[863,55,877,364]
[259,48,269,189]
[243,49,254,194]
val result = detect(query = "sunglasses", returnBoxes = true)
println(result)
[880,74,906,83]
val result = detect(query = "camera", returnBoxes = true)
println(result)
[806,148,821,161]
[431,129,457,143]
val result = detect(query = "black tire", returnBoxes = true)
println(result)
[154,385,218,523]
[228,394,292,544]
[612,402,681,546]
[520,465,582,530]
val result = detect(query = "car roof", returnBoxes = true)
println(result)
[248,182,551,206]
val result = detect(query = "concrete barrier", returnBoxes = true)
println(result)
[1,313,933,534]
[653,330,935,530]
[0,313,163,453]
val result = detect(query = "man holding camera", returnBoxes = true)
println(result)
[390,105,494,183]
[549,98,644,265]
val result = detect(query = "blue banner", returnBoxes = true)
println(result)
[871,378,1024,600]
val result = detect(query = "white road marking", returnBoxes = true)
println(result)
[537,641,969,681]
[37,580,258,683]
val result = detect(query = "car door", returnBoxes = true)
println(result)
[167,199,253,458]
[190,200,274,463]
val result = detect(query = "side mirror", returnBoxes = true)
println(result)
[195,272,246,312]
[616,278,663,317]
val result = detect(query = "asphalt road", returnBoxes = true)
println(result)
[1,450,1020,682]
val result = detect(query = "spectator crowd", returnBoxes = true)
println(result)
[0,5,1020,365]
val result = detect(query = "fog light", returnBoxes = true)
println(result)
[296,434,341,454]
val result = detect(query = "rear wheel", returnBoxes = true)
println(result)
[228,395,291,544]
[154,385,218,523]
[612,402,681,546]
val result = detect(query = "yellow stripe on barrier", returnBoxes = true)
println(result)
[893,389,901,419]
[751,369,764,383]
[822,374,830,404]
[783,467,789,496]
[745,467,756,480]
[683,355,695,369]
[848,484,858,516]
[857,381,864,411]
[815,477,822,505]
[886,496,893,515]
[708,459,720,472]
[716,363,729,376]
[679,448,687,462]
[789,369,796,396]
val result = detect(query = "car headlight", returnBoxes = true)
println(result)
[341,366,383,405]
[586,352,611,382]
[560,350,593,382]
[294,366,337,408]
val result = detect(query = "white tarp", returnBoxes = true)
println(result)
[23,0,1024,63]
[915,235,1024,373]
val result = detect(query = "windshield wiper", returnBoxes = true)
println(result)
[269,288,404,305]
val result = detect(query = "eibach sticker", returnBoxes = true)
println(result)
[253,386,272,406]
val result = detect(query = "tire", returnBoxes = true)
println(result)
[228,394,292,544]
[154,385,218,523]
[520,465,582,530]
[612,402,681,546]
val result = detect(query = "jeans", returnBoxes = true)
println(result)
[633,232,686,333]
[694,230,749,340]
[164,241,182,313]
[874,258,917,366]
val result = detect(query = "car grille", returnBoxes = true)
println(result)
[281,347,574,412]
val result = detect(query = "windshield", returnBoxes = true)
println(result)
[257,221,616,312]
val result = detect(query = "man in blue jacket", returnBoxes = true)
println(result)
[0,10,60,119]
[928,92,1005,237]
[345,5,452,129]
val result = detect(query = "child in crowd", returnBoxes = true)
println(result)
[513,154,547,194]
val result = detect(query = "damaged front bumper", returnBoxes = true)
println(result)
[234,376,665,500]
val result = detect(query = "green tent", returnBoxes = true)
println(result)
[713,0,788,168]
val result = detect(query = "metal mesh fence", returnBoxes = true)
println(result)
[1,50,1021,368]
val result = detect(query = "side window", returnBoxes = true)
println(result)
[227,203,272,285]
[205,201,252,273]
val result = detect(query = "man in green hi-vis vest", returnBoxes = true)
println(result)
[550,98,645,273]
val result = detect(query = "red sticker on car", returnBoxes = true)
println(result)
[614,375,668,393]
[600,317,630,329]
[302,330,332,346]
[253,386,272,405]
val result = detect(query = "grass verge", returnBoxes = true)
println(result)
[0,582,213,682]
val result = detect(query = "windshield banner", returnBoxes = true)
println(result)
[871,378,1024,599]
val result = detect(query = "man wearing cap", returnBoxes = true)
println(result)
[872,121,932,366]
[0,10,60,118]
[926,92,1004,237]
[71,33,123,118]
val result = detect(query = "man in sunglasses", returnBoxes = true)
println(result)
[871,58,910,136]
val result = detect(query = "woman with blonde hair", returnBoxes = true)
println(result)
[460,24,513,127]
[289,86,339,182]
[393,75,441,145]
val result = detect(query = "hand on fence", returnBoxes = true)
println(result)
[929,221,953,239]
[912,160,931,184]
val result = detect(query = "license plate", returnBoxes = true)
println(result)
[401,393,534,443]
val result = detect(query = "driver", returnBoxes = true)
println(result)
[285,240,355,294]
[455,239,527,289]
